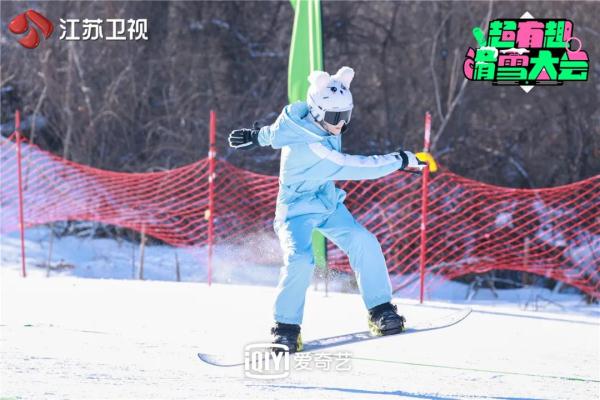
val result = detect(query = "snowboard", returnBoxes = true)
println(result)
[197,307,472,367]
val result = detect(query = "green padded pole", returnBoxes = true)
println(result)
[287,0,327,270]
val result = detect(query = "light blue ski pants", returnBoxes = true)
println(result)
[273,203,392,324]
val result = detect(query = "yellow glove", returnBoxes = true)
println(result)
[415,152,438,172]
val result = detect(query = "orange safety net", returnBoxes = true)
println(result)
[1,136,598,298]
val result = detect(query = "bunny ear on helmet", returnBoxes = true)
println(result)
[332,66,354,88]
[307,70,330,92]
[306,67,354,126]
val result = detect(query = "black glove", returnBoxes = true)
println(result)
[228,122,261,150]
[394,149,427,172]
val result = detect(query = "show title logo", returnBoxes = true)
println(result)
[463,12,589,93]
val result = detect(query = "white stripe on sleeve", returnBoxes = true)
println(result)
[308,143,399,168]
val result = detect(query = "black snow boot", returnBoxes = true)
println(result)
[367,302,405,336]
[270,322,303,354]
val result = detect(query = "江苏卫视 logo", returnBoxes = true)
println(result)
[8,8,148,49]
[463,12,589,93]
[8,9,54,49]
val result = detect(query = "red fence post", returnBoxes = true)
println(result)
[419,112,431,303]
[207,111,217,286]
[15,110,27,278]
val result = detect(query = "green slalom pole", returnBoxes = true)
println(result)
[288,0,327,272]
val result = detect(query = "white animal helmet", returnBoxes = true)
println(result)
[306,66,354,125]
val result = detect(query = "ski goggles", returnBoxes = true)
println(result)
[323,110,352,125]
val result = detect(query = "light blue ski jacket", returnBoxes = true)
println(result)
[257,101,403,221]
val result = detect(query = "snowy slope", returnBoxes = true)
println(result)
[1,269,599,399]
[1,228,599,399]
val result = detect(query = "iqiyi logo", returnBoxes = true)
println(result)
[8,9,54,49]
[463,12,589,93]
[244,343,290,379]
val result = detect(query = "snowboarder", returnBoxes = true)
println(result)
[228,66,426,353]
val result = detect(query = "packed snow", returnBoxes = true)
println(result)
[1,227,599,400]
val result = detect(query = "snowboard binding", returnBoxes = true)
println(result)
[367,302,406,336]
[270,322,303,354]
